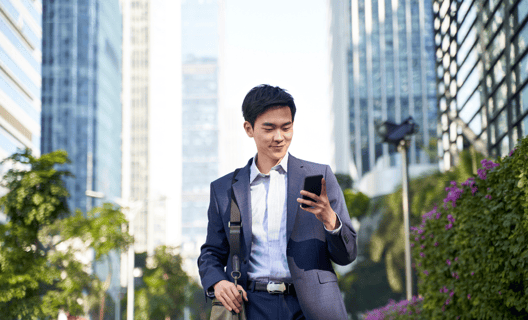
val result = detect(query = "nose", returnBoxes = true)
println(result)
[274,129,283,141]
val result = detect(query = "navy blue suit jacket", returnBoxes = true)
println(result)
[198,154,357,320]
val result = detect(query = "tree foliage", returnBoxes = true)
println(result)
[123,246,190,320]
[412,137,528,319]
[0,149,132,319]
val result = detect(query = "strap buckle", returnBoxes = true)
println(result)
[267,281,286,294]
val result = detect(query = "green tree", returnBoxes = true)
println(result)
[0,149,132,319]
[123,246,190,320]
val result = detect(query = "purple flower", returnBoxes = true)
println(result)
[420,244,425,249]
[477,168,487,180]
[471,186,478,195]
[411,243,415,247]
[509,148,517,156]
[471,272,474,276]
[415,237,419,241]
[423,270,429,276]
[444,184,464,207]
[442,286,449,293]
[430,233,434,238]
[499,291,502,295]
[445,298,451,305]
[445,223,453,230]
[485,194,492,200]
[420,252,425,257]
[421,236,425,240]
[455,257,459,262]
[446,259,451,266]
[449,291,454,297]
[418,262,421,267]
[467,294,471,300]
[435,211,442,219]
[434,242,439,247]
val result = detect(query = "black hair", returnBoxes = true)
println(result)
[241,84,296,128]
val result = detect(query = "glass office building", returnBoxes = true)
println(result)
[331,0,438,184]
[41,0,122,213]
[0,0,42,223]
[181,0,220,273]
[434,0,528,169]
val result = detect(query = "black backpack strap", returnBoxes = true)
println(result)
[229,169,242,283]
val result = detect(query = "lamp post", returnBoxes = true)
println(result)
[375,117,419,301]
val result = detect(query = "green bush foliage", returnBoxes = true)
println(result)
[412,137,528,319]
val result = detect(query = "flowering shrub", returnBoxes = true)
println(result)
[411,136,528,319]
[363,296,425,320]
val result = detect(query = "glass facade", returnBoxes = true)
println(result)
[0,0,42,222]
[346,0,438,179]
[434,0,528,169]
[181,0,219,254]
[41,0,122,213]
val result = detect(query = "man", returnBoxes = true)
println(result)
[198,85,357,319]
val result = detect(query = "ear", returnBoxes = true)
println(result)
[243,121,254,138]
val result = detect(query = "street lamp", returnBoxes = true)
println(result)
[375,116,419,301]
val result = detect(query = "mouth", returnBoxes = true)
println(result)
[271,145,285,149]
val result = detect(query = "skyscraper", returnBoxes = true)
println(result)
[433,0,528,169]
[42,0,122,212]
[181,0,222,277]
[121,0,182,256]
[41,0,123,311]
[330,0,438,196]
[0,0,42,221]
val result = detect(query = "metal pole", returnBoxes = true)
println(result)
[127,217,135,320]
[399,139,413,300]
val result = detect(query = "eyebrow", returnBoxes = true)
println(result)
[262,121,292,127]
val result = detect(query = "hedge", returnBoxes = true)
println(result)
[411,136,528,319]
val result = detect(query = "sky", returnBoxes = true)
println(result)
[222,0,333,169]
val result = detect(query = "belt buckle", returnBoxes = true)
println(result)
[267,281,286,294]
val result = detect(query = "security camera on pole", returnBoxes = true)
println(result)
[375,116,419,301]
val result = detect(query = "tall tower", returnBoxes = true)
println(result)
[0,0,42,222]
[330,0,438,196]
[41,0,122,213]
[180,0,221,277]
[121,0,182,255]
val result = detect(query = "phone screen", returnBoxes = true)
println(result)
[301,175,323,208]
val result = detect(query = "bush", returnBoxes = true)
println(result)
[363,296,425,320]
[411,137,528,319]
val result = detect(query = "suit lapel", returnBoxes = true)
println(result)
[287,154,304,241]
[231,158,252,258]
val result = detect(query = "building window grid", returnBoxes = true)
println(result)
[435,0,528,168]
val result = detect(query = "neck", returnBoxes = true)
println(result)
[255,154,283,175]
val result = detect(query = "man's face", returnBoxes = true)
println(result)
[244,106,293,165]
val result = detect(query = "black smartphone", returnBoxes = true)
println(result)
[301,175,323,208]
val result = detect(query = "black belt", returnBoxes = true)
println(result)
[248,280,296,295]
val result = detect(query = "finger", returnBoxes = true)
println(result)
[300,190,320,201]
[223,289,240,313]
[237,285,249,301]
[321,177,327,196]
[231,285,243,304]
[228,286,242,310]
[297,197,316,208]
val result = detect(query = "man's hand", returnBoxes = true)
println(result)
[213,280,248,313]
[297,177,341,231]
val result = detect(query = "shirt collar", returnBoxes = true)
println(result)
[250,152,289,184]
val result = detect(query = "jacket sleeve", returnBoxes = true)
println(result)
[324,165,358,266]
[197,182,230,296]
